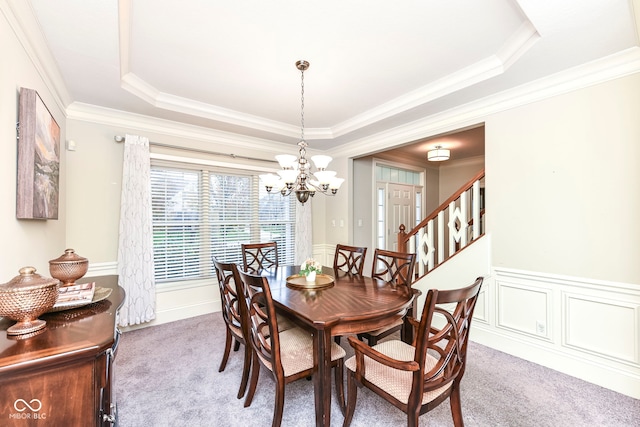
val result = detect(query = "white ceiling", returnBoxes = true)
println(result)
[20,0,640,159]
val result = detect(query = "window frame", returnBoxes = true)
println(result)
[150,153,296,289]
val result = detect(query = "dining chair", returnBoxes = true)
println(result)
[359,249,417,346]
[332,244,368,344]
[333,244,367,275]
[237,268,347,427]
[343,277,484,427]
[212,258,251,399]
[240,242,295,332]
[241,242,278,274]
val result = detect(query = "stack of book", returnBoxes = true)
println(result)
[53,282,96,308]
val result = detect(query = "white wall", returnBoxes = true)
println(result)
[487,73,640,284]
[64,121,123,264]
[0,11,67,280]
[473,73,640,398]
[352,158,375,252]
[437,156,484,204]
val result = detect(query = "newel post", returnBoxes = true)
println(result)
[397,224,407,253]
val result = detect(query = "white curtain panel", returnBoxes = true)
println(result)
[117,134,156,326]
[295,200,312,264]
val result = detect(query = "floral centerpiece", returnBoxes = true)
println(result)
[299,258,322,282]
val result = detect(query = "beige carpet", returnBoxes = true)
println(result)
[114,313,639,427]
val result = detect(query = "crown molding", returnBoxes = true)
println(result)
[120,71,308,139]
[333,46,640,159]
[116,0,330,141]
[9,0,640,153]
[115,0,538,142]
[332,21,540,139]
[69,45,640,161]
[66,102,294,154]
[496,20,540,69]
[1,0,72,113]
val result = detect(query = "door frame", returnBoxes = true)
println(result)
[372,159,425,252]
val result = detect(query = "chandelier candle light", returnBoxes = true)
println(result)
[260,60,344,204]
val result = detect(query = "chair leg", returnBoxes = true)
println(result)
[244,354,261,407]
[219,327,233,372]
[237,344,252,399]
[407,397,423,427]
[334,360,345,414]
[272,379,285,427]
[449,383,464,427]
[342,371,358,427]
[233,339,241,352]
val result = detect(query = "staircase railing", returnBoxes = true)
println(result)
[398,169,485,280]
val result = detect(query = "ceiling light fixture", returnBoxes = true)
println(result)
[427,145,450,161]
[260,60,344,205]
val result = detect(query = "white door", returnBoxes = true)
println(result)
[387,183,414,251]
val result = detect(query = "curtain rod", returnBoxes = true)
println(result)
[114,135,276,164]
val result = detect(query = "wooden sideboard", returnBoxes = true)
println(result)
[0,275,125,426]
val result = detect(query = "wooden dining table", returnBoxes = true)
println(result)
[260,265,417,427]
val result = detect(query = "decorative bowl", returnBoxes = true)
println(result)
[49,248,88,287]
[0,267,60,336]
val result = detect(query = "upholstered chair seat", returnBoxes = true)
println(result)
[345,340,450,405]
[262,327,346,377]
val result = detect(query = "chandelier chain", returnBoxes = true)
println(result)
[300,67,305,142]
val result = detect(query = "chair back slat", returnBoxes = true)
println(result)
[333,244,367,275]
[242,242,278,273]
[371,249,416,285]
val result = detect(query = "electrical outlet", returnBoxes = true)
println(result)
[535,321,546,335]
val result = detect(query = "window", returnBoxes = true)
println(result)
[151,165,296,283]
[415,190,422,226]
[375,165,420,185]
[376,187,385,249]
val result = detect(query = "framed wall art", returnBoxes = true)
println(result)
[16,87,60,220]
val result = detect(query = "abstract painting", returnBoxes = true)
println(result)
[16,87,60,219]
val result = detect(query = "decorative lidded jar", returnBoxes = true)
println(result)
[0,267,59,336]
[49,248,88,287]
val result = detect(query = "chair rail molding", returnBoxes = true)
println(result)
[87,261,118,276]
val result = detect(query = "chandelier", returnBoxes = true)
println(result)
[260,60,344,204]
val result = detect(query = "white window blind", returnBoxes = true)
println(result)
[151,165,296,283]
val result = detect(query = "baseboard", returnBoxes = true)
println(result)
[471,324,640,399]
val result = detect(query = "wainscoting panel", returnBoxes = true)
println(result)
[563,292,639,364]
[473,267,640,399]
[472,285,490,325]
[496,280,552,340]
[154,282,219,325]
[313,244,335,267]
